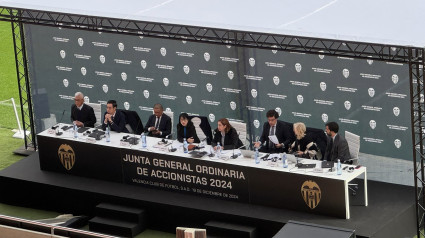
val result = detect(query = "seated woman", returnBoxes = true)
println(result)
[176,113,200,144]
[289,122,318,159]
[211,118,244,150]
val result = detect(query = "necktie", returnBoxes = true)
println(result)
[269,125,275,148]
[184,127,187,138]
[328,138,334,160]
[155,117,159,129]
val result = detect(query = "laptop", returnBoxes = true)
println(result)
[240,150,255,158]
[321,161,335,168]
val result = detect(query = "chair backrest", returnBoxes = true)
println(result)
[229,121,247,145]
[86,102,101,126]
[188,115,213,145]
[163,111,174,135]
[121,110,143,134]
[345,131,360,164]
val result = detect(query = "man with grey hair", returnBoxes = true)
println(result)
[71,92,96,127]
[144,103,172,138]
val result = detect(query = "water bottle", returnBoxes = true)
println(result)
[337,159,342,175]
[183,138,189,153]
[105,126,110,142]
[216,142,222,158]
[141,133,147,148]
[254,147,260,164]
[282,152,288,168]
[73,122,78,139]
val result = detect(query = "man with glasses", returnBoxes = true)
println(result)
[144,103,172,138]
[71,92,96,127]
[254,109,294,153]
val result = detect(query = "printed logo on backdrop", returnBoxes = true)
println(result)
[272,45,278,54]
[124,102,130,110]
[249,58,255,67]
[301,180,321,210]
[320,82,326,91]
[206,83,213,92]
[58,144,75,171]
[321,113,328,123]
[84,96,90,103]
[228,71,234,80]
[165,108,172,112]
[253,120,260,129]
[160,47,167,56]
[273,76,280,85]
[251,89,258,98]
[143,90,149,99]
[186,95,192,104]
[118,42,124,51]
[318,50,325,59]
[209,113,215,122]
[367,56,373,65]
[60,50,66,59]
[121,72,127,81]
[368,88,375,97]
[204,52,210,62]
[181,36,187,44]
[78,38,84,47]
[343,69,350,78]
[163,78,169,87]
[344,101,351,110]
[183,65,190,74]
[392,74,399,84]
[394,139,401,148]
[102,84,108,93]
[99,55,106,64]
[297,95,304,104]
[81,67,87,76]
[369,120,376,129]
[63,79,69,87]
[393,107,400,116]
[420,94,424,103]
[141,60,147,69]
[275,107,282,116]
[230,101,236,110]
[295,63,302,73]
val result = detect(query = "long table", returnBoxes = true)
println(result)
[37,125,368,219]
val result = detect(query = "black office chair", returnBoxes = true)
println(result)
[119,109,144,134]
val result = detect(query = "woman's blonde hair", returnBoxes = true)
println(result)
[293,122,306,140]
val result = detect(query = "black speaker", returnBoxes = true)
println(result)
[273,220,355,238]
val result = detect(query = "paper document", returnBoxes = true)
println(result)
[268,135,279,144]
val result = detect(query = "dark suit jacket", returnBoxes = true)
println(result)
[144,113,172,138]
[101,110,129,133]
[177,124,200,143]
[211,127,243,150]
[259,120,294,153]
[71,103,96,127]
[325,134,351,162]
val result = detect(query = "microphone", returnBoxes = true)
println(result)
[53,110,66,135]
[231,144,247,159]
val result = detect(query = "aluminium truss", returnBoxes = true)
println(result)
[0,6,424,238]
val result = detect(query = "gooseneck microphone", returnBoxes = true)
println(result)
[231,144,247,159]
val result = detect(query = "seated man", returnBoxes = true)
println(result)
[324,121,350,162]
[71,92,96,127]
[143,103,172,138]
[101,100,128,133]
[254,109,294,153]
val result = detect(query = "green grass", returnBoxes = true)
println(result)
[0,128,24,170]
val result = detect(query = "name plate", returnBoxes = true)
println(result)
[48,129,56,135]
[86,137,97,143]
[120,141,130,147]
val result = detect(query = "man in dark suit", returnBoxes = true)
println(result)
[254,109,294,153]
[144,103,172,138]
[102,100,128,133]
[324,122,351,162]
[71,92,96,127]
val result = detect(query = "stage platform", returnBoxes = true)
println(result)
[0,153,416,238]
